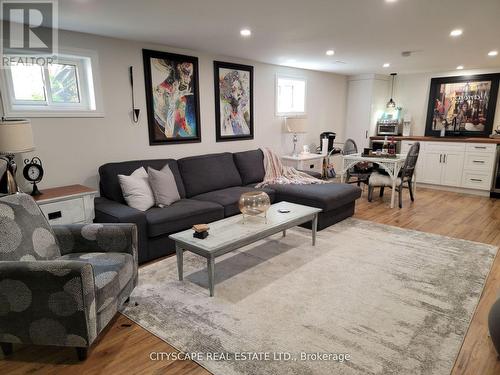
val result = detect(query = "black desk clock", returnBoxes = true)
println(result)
[23,157,44,196]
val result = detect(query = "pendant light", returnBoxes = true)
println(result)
[387,73,397,108]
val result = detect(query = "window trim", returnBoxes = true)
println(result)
[275,74,307,117]
[0,48,104,118]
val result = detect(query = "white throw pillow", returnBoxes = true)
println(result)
[118,167,155,211]
[148,164,181,207]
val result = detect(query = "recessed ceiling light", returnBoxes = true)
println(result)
[450,29,463,37]
[456,65,464,70]
[326,50,335,56]
[488,50,498,57]
[240,28,251,37]
[385,0,398,2]
[383,63,390,68]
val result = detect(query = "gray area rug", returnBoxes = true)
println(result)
[122,219,497,375]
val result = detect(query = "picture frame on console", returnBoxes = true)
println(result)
[143,49,201,145]
[214,61,254,142]
[425,73,500,137]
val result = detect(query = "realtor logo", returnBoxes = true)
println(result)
[1,0,58,57]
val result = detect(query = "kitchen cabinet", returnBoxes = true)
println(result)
[401,140,496,192]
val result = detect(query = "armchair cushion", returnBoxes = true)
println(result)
[0,260,97,348]
[52,223,138,296]
[0,193,60,261]
[58,252,134,313]
[52,223,138,258]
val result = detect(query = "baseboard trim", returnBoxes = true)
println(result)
[416,183,491,197]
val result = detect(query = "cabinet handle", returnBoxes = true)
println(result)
[443,154,447,163]
[470,178,483,182]
[365,130,368,139]
[472,160,485,163]
[439,154,442,163]
[48,211,62,220]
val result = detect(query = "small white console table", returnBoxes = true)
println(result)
[281,153,325,175]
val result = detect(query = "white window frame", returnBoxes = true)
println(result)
[275,74,307,117]
[0,48,104,118]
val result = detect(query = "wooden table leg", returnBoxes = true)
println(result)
[207,257,215,297]
[176,244,183,281]
[312,214,318,246]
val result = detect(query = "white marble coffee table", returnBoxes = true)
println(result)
[169,201,322,296]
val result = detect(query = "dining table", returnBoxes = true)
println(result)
[341,153,409,208]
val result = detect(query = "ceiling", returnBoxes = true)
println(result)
[51,0,500,75]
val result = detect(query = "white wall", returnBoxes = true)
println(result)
[10,29,347,191]
[394,68,500,136]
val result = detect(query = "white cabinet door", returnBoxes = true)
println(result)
[420,151,443,184]
[441,152,465,187]
[345,79,372,149]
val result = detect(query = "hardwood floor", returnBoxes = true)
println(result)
[1,187,499,374]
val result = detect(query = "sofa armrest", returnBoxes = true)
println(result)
[0,260,97,348]
[93,197,148,263]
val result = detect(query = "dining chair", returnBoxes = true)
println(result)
[367,142,420,208]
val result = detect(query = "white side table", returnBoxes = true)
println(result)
[34,184,97,225]
[281,154,325,175]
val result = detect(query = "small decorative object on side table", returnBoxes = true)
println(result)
[23,157,44,196]
[33,184,97,225]
[239,191,271,223]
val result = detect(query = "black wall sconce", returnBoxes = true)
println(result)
[129,66,140,123]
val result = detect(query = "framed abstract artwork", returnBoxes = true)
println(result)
[425,74,500,137]
[214,61,254,142]
[143,49,201,145]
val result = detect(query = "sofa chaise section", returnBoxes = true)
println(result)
[269,183,362,230]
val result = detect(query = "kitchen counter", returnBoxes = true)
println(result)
[370,135,500,144]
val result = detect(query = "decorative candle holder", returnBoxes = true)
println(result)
[238,191,271,223]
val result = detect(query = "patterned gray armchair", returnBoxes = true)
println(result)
[0,193,138,360]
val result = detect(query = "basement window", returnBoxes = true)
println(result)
[276,75,307,116]
[0,51,103,117]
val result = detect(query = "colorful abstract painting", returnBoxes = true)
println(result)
[214,61,253,141]
[425,74,500,137]
[143,49,201,144]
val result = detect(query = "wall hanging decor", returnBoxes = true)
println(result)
[129,66,140,123]
[425,74,500,137]
[143,49,201,145]
[214,61,253,142]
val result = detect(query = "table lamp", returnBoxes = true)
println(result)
[285,117,307,157]
[0,119,35,194]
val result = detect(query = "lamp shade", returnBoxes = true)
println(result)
[285,118,307,134]
[0,119,35,154]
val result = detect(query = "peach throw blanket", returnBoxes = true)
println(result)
[255,148,328,188]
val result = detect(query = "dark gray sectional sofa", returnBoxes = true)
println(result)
[95,149,362,264]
